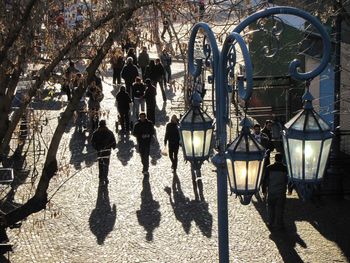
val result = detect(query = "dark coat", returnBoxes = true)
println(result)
[121,64,139,85]
[91,126,117,157]
[116,90,132,112]
[138,51,150,68]
[153,63,165,80]
[144,64,157,82]
[144,84,157,105]
[164,122,180,147]
[132,82,146,99]
[133,119,155,146]
[262,162,288,198]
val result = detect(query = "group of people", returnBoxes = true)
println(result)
[63,53,290,232]
[90,111,180,183]
[110,46,173,134]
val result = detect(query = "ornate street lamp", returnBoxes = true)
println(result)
[226,118,265,205]
[282,89,334,193]
[179,91,214,162]
[185,6,331,263]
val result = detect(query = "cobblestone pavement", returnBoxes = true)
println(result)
[5,61,350,263]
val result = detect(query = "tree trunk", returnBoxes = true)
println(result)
[3,6,137,228]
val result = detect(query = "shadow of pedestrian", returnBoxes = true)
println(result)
[69,129,87,170]
[165,172,213,237]
[150,137,161,165]
[116,134,134,166]
[252,199,306,263]
[155,102,169,127]
[89,183,116,245]
[136,174,161,241]
[1,143,30,211]
[253,196,350,262]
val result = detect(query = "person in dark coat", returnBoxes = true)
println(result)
[91,120,117,185]
[126,47,137,65]
[138,46,150,79]
[111,50,124,85]
[262,152,288,231]
[144,60,156,83]
[154,58,166,102]
[121,57,139,96]
[164,114,180,172]
[132,77,146,123]
[143,78,157,124]
[160,49,172,84]
[86,83,104,132]
[133,112,155,174]
[116,86,132,133]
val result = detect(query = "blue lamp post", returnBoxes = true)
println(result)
[180,6,332,263]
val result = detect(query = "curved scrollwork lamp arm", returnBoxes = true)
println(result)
[188,23,220,80]
[233,6,331,81]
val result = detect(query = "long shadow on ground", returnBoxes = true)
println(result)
[136,173,161,241]
[165,172,212,238]
[89,182,116,245]
[253,197,350,263]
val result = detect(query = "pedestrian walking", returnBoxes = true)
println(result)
[161,17,172,39]
[61,71,72,101]
[116,86,132,134]
[160,49,172,85]
[143,78,157,124]
[91,120,117,185]
[133,112,155,174]
[199,0,205,20]
[144,60,156,83]
[132,77,146,123]
[87,82,104,132]
[126,47,137,65]
[164,114,180,172]
[111,49,124,85]
[76,95,87,133]
[121,57,139,96]
[262,153,288,230]
[154,58,166,102]
[138,46,150,80]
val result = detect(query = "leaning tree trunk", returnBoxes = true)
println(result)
[2,4,141,228]
[0,8,118,159]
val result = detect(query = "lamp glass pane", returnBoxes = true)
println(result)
[290,114,305,131]
[305,115,320,131]
[315,114,331,131]
[318,138,332,179]
[234,161,247,190]
[182,130,193,157]
[204,129,213,156]
[235,137,246,151]
[304,140,322,180]
[257,158,265,187]
[226,159,234,189]
[288,138,303,179]
[283,136,292,176]
[248,160,260,190]
[193,130,205,157]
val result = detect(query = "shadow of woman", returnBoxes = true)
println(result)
[164,172,192,234]
[89,182,116,245]
[115,134,134,166]
[165,172,213,237]
[136,174,161,241]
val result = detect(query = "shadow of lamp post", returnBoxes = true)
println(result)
[179,6,332,263]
